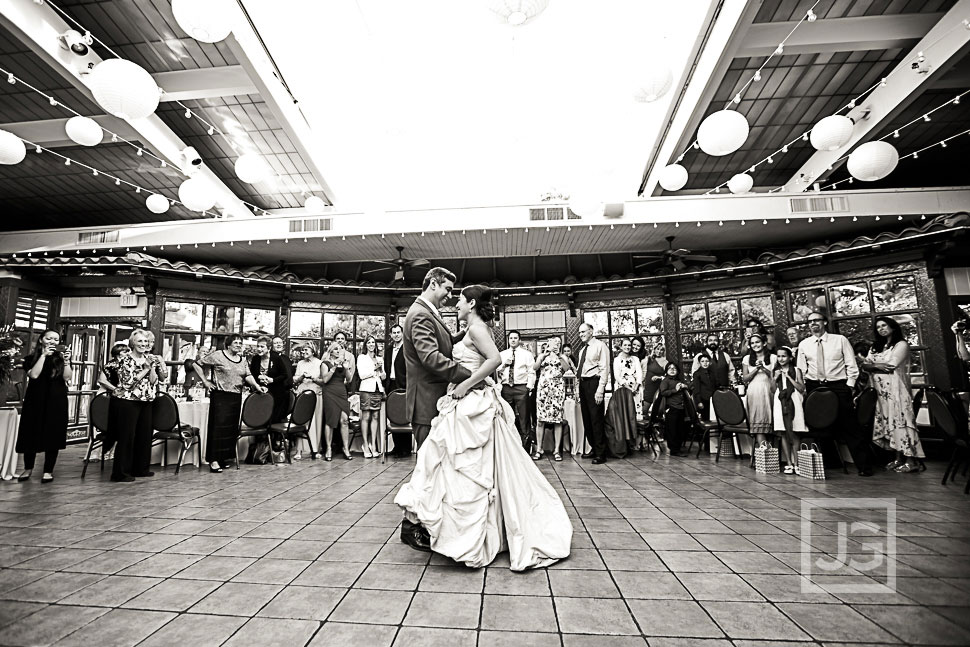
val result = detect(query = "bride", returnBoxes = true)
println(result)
[394,284,573,571]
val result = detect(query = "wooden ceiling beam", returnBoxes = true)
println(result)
[155,65,257,102]
[0,116,138,148]
[783,0,970,192]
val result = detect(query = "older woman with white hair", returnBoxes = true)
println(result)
[534,336,574,461]
[109,329,161,482]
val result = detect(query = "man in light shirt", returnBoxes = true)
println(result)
[797,310,874,476]
[500,330,536,451]
[576,323,611,464]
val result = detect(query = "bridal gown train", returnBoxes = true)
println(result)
[394,342,573,571]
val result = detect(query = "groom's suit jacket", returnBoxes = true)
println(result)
[403,298,472,426]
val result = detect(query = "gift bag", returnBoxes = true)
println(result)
[755,441,780,474]
[797,443,825,480]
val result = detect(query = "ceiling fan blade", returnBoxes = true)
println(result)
[369,260,399,267]
[634,260,663,270]
[362,267,391,275]
[632,253,666,259]
[667,248,693,257]
[407,258,430,267]
[682,254,717,262]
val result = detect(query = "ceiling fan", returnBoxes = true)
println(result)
[361,246,430,283]
[632,236,717,272]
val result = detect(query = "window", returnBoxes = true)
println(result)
[160,300,277,382]
[11,292,52,352]
[290,310,391,361]
[787,272,927,383]
[582,306,666,386]
[678,295,774,373]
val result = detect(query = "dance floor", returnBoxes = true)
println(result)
[1,447,969,646]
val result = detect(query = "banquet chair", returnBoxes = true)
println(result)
[684,394,719,458]
[150,392,200,475]
[382,389,411,464]
[711,389,753,466]
[801,387,848,473]
[81,392,111,478]
[269,390,317,463]
[927,388,970,493]
[235,392,276,468]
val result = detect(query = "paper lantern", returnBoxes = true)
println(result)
[810,115,854,151]
[697,109,749,156]
[0,129,26,165]
[658,164,688,192]
[234,153,270,184]
[634,67,673,103]
[488,0,550,25]
[172,0,234,43]
[303,195,327,213]
[568,197,606,218]
[178,177,216,212]
[847,141,899,182]
[88,59,160,120]
[146,193,170,214]
[64,116,103,146]
[728,173,753,194]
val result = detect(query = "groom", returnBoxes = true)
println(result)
[400,266,472,551]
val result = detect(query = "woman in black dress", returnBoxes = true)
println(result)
[17,330,71,483]
[250,336,294,424]
[321,342,353,460]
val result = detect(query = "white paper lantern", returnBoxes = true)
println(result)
[488,0,550,25]
[568,197,606,218]
[658,164,688,192]
[88,59,160,120]
[304,195,327,212]
[634,67,673,103]
[810,115,854,151]
[0,129,26,165]
[64,116,103,146]
[697,109,749,156]
[146,193,170,214]
[178,177,216,212]
[172,0,234,43]
[847,141,899,182]
[235,153,270,184]
[728,173,754,194]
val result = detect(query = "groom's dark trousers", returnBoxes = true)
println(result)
[413,424,431,450]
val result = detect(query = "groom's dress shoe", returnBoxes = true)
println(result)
[401,527,432,552]
[581,452,593,459]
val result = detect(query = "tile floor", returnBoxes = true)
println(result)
[1,446,969,646]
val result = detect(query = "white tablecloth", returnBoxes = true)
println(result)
[562,398,591,456]
[151,400,209,467]
[0,408,19,480]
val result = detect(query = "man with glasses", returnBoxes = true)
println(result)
[797,310,874,476]
[400,267,472,551]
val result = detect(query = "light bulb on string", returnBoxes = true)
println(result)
[852,216,858,221]
[913,152,918,159]
[753,71,761,82]
[921,214,926,220]
[49,97,57,106]
[111,134,118,143]
[733,93,741,104]
[782,145,788,153]
[696,222,701,227]
[830,217,835,223]
[941,140,948,148]
[653,223,658,228]
[880,77,888,86]
[875,215,881,221]
[808,217,813,223]
[923,114,931,122]
[184,109,192,118]
[64,158,70,166]
[34,145,41,154]
[774,44,784,55]
[898,215,903,220]
[762,219,767,225]
[806,9,817,21]
[893,130,899,138]
[114,178,120,185]
[718,220,723,226]
[6,73,13,84]
[785,218,790,224]
[136,148,143,156]
[741,220,746,225]
[767,156,774,164]
[207,127,214,135]
[675,222,680,227]
[802,133,809,141]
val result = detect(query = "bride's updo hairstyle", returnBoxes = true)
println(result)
[461,284,494,322]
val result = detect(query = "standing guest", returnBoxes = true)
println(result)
[659,363,690,457]
[953,319,970,364]
[272,337,294,387]
[691,354,717,421]
[108,329,161,482]
[691,334,735,389]
[499,330,536,451]
[182,357,204,399]
[862,316,925,472]
[16,330,71,483]
[796,311,874,476]
[786,327,802,351]
[535,337,573,461]
[740,318,775,355]
[741,334,776,446]
[193,334,267,473]
[642,343,669,412]
[561,343,576,366]
[631,336,648,362]
[250,336,294,456]
[356,336,385,458]
[293,345,324,458]
[321,342,353,460]
[773,346,806,474]
[96,342,131,456]
[332,331,356,383]
[853,341,873,391]
[384,324,411,458]
[608,338,643,452]
[0,338,24,407]
[576,323,610,464]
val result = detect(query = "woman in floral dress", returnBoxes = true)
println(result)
[741,334,776,445]
[535,337,573,461]
[863,316,924,472]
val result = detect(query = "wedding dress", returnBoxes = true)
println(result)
[394,342,573,570]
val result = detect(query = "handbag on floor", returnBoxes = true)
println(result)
[797,442,825,480]
[754,441,780,474]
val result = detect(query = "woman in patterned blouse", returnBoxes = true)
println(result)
[110,329,161,482]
